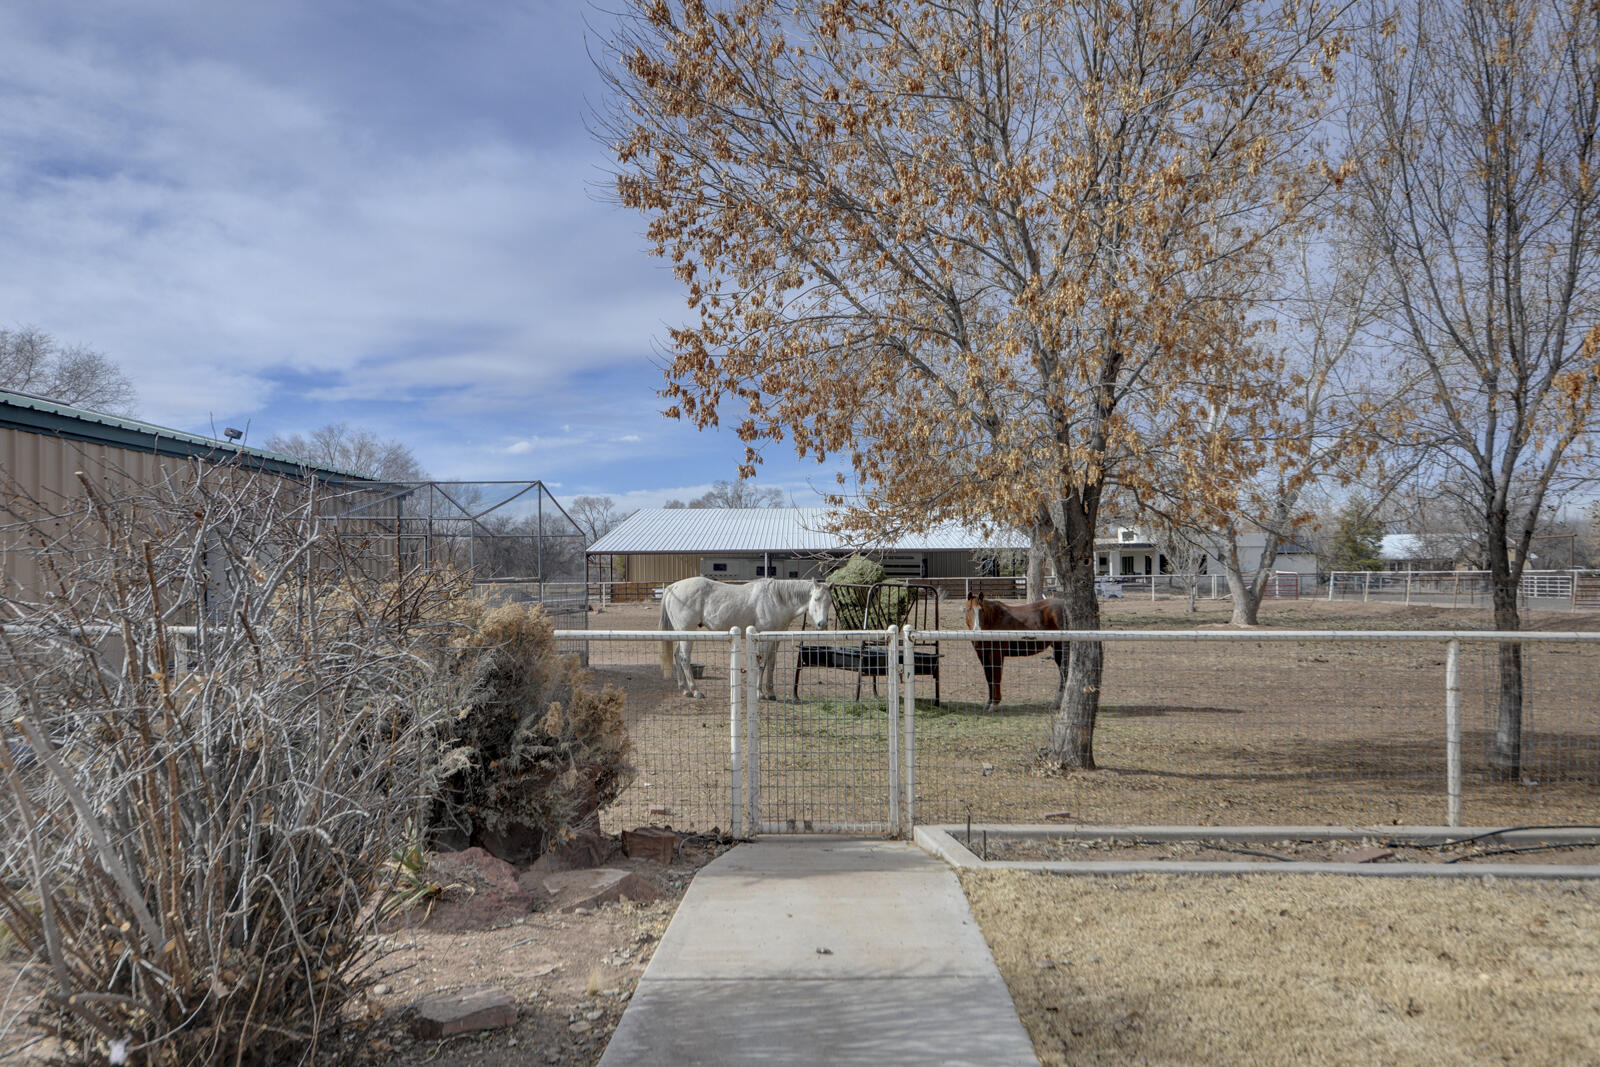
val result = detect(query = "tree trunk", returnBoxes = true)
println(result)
[1026,538,1045,601]
[1042,499,1102,770]
[1224,565,1260,625]
[1486,520,1523,780]
[1223,534,1261,626]
[1224,522,1285,626]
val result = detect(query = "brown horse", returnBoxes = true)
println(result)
[964,593,1071,712]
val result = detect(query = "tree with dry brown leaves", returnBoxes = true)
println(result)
[599,0,1348,767]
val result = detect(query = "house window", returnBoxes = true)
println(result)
[712,563,728,572]
[789,571,799,578]
[1097,554,1108,571]
[756,566,768,576]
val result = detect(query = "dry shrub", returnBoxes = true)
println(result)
[0,461,467,1065]
[431,602,632,861]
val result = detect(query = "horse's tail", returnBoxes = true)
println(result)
[659,596,674,679]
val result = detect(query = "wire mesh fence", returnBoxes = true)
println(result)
[569,617,1600,836]
[561,631,738,834]
[912,631,1600,828]
[754,630,903,833]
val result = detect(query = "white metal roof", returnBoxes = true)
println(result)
[586,508,1025,554]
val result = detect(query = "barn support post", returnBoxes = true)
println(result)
[728,627,743,837]
[1445,638,1461,828]
[886,625,901,836]
[743,627,760,834]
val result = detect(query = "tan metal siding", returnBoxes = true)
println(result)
[626,555,700,583]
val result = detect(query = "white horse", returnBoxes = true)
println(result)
[659,577,831,699]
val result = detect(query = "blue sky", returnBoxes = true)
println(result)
[0,1,837,510]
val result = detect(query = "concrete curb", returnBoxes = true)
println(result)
[916,824,1600,880]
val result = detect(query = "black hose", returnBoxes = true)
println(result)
[1381,824,1600,850]
[1196,843,1295,862]
[1444,842,1594,863]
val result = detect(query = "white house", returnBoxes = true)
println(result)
[1094,523,1317,579]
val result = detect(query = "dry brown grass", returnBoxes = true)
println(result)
[963,870,1600,1066]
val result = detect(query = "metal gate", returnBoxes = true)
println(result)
[738,628,912,835]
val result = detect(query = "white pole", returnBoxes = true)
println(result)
[886,625,900,834]
[902,626,916,835]
[1445,638,1461,828]
[728,627,743,836]
[744,627,760,835]
[1327,571,1335,601]
[1364,570,1371,602]
[1405,571,1413,605]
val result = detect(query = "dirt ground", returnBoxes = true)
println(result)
[962,869,1600,1066]
[373,836,728,1067]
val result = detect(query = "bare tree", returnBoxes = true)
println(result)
[266,422,427,481]
[568,495,630,542]
[602,0,1348,767]
[1150,523,1211,612]
[689,480,784,508]
[0,325,137,414]
[1169,236,1400,624]
[1354,0,1600,778]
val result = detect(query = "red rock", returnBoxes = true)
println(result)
[539,868,661,912]
[414,848,534,931]
[430,847,520,894]
[622,827,679,864]
[410,986,516,1038]
[551,822,612,869]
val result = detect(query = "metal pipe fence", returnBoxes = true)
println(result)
[562,627,1600,836]
[1327,569,1600,611]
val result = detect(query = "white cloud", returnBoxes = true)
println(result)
[0,3,685,430]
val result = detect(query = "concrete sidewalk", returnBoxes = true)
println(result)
[598,837,1038,1066]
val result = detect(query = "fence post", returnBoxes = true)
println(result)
[743,627,760,835]
[728,627,743,837]
[1327,572,1335,601]
[1405,572,1413,605]
[902,626,916,836]
[886,625,901,836]
[1445,638,1461,828]
[1363,571,1371,602]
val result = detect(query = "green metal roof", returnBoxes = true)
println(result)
[0,388,375,486]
